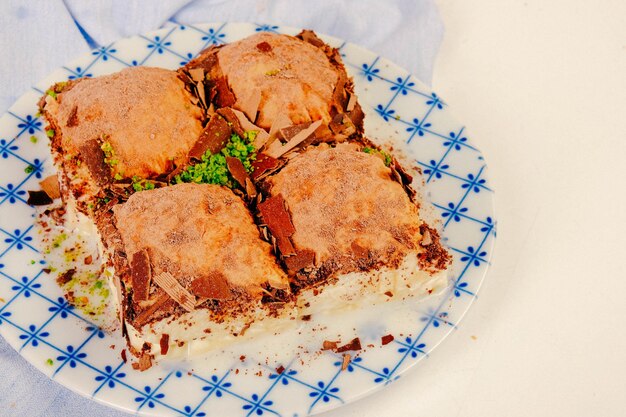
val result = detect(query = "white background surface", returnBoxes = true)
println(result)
[334,1,626,416]
[0,1,624,416]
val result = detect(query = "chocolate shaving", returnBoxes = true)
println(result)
[251,153,279,180]
[284,249,315,273]
[39,175,61,199]
[225,157,249,189]
[236,89,262,123]
[347,102,365,134]
[275,365,285,374]
[159,333,170,356]
[214,76,236,107]
[268,113,292,142]
[27,190,52,206]
[188,68,204,83]
[133,293,173,327]
[278,123,308,142]
[381,334,394,345]
[384,291,393,297]
[66,105,79,127]
[336,338,362,352]
[216,107,245,137]
[265,119,322,158]
[256,41,273,52]
[301,314,311,321]
[258,195,296,255]
[121,349,127,363]
[244,178,257,198]
[152,272,195,312]
[228,108,270,149]
[190,114,231,159]
[130,250,151,303]
[56,268,75,286]
[84,255,93,265]
[297,30,325,48]
[79,138,111,186]
[346,93,357,112]
[341,353,351,371]
[190,272,232,300]
[322,340,338,351]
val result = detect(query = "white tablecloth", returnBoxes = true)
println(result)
[0,1,444,416]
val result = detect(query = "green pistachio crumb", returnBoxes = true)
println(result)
[175,131,257,188]
[362,146,392,167]
[24,165,35,174]
[30,136,38,144]
[46,129,55,138]
[46,90,58,99]
[46,358,54,366]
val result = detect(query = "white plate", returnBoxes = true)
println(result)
[0,22,496,416]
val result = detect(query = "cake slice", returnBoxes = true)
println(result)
[39,66,205,214]
[105,183,292,364]
[257,143,450,314]
[179,30,363,164]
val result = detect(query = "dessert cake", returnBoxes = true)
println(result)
[109,183,291,364]
[35,29,451,368]
[39,66,204,215]
[257,143,450,314]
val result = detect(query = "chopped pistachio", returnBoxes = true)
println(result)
[46,90,57,99]
[46,358,54,366]
[46,129,55,138]
[24,165,35,174]
[30,135,38,144]
[175,131,256,188]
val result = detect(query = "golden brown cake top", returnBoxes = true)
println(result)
[113,183,288,306]
[47,66,203,179]
[265,143,427,277]
[216,32,339,129]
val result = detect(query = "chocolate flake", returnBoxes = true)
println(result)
[258,195,296,255]
[275,365,285,374]
[79,138,111,186]
[190,272,232,300]
[301,314,311,322]
[130,250,151,303]
[336,338,362,353]
[284,249,315,273]
[381,334,394,345]
[56,268,76,286]
[322,340,338,351]
[237,89,262,123]
[216,107,245,137]
[265,120,322,158]
[229,108,270,149]
[39,175,61,200]
[153,272,195,312]
[66,105,79,127]
[27,190,53,206]
[225,157,249,189]
[160,333,170,355]
[190,114,231,159]
[341,353,351,371]
[251,153,279,180]
[121,349,127,363]
[214,76,236,107]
